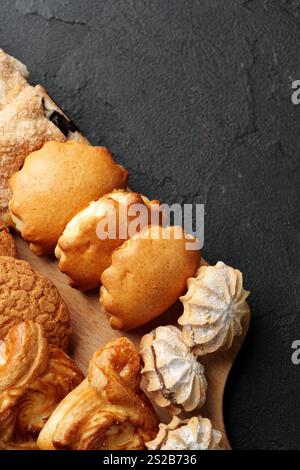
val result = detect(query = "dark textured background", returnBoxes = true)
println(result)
[1,0,300,449]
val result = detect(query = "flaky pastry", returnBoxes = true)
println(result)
[9,140,128,255]
[140,325,207,415]
[0,48,29,111]
[37,337,157,450]
[0,219,16,257]
[178,261,250,355]
[0,256,70,350]
[0,321,83,449]
[0,85,87,222]
[55,190,159,290]
[146,415,222,450]
[100,225,201,330]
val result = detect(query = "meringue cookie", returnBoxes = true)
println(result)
[178,261,250,356]
[140,325,207,415]
[146,415,222,450]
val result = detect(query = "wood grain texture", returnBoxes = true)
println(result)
[15,235,250,450]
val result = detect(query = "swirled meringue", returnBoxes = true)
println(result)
[178,261,250,355]
[146,415,222,450]
[140,325,207,415]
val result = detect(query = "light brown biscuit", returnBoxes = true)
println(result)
[0,219,16,257]
[0,256,71,350]
[0,49,29,111]
[55,190,160,290]
[100,225,201,330]
[0,85,88,222]
[9,141,128,256]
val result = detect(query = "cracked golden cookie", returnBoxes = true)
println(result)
[0,321,83,449]
[37,337,158,450]
[0,256,70,350]
[55,190,160,290]
[100,225,201,330]
[0,85,88,222]
[0,219,16,257]
[0,48,29,111]
[9,140,128,255]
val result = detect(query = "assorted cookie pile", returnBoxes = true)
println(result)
[0,49,251,450]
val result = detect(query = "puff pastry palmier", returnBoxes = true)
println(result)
[37,337,157,450]
[9,140,128,255]
[0,321,83,449]
[100,225,201,330]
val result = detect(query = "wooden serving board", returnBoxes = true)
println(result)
[15,235,250,450]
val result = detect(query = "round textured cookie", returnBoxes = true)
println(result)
[0,220,16,257]
[0,256,70,350]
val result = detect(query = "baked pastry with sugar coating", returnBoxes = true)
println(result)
[100,225,201,330]
[178,261,250,355]
[140,325,207,415]
[0,219,16,257]
[55,190,159,290]
[0,256,70,350]
[0,321,83,449]
[9,140,128,255]
[0,85,87,222]
[0,48,29,111]
[37,337,158,450]
[146,416,222,450]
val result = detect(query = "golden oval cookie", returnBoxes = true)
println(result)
[55,190,160,290]
[9,141,128,256]
[0,220,16,257]
[0,256,70,350]
[100,225,201,330]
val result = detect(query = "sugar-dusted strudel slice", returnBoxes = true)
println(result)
[0,48,29,111]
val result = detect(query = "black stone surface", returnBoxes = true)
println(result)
[1,0,300,450]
